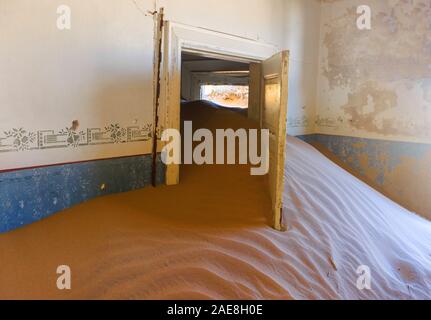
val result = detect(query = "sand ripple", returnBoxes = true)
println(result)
[1,103,430,300]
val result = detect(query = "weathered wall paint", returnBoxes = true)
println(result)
[0,155,165,233]
[312,0,431,220]
[299,134,431,221]
[317,0,431,144]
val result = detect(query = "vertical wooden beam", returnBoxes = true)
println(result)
[151,8,164,187]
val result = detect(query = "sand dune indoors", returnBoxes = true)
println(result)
[1,102,430,300]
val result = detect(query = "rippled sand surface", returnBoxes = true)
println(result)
[1,102,430,299]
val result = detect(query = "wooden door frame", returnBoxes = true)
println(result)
[159,21,278,185]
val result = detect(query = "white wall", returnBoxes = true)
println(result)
[158,0,286,47]
[283,0,321,136]
[0,0,156,170]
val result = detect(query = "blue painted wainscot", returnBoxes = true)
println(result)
[297,134,431,185]
[0,155,165,233]
[296,133,431,219]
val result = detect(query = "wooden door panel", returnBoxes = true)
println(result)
[261,51,289,231]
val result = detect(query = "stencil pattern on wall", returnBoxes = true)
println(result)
[287,116,311,128]
[0,123,153,153]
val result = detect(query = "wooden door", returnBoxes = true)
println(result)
[261,51,289,231]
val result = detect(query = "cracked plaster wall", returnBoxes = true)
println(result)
[315,0,431,219]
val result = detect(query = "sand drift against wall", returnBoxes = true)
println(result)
[1,102,430,299]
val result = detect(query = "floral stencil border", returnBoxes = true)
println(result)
[0,122,155,153]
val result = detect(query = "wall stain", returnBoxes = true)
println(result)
[341,81,399,135]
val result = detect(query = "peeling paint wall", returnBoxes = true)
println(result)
[317,0,431,143]
[315,0,431,219]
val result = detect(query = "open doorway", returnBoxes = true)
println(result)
[179,51,253,162]
[157,21,289,230]
[178,51,272,224]
[179,50,253,155]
